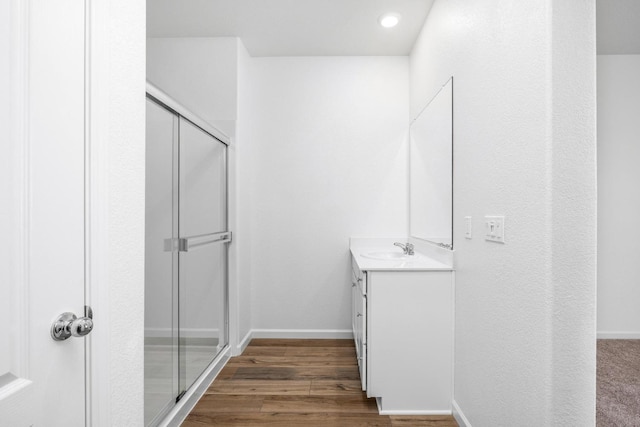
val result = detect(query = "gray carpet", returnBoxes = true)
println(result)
[598,340,640,426]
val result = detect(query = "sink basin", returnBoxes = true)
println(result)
[361,251,411,260]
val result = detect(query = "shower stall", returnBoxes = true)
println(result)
[144,84,230,426]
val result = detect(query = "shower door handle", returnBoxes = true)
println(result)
[178,231,232,252]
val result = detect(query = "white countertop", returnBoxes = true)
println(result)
[350,238,454,271]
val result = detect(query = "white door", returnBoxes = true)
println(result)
[1,0,88,425]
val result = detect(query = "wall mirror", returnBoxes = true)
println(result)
[410,77,453,249]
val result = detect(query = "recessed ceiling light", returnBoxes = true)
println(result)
[379,13,401,28]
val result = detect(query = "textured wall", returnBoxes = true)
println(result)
[102,0,146,424]
[241,57,409,333]
[549,1,596,423]
[597,55,640,337]
[410,0,596,425]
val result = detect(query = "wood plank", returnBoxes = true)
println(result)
[310,379,364,395]
[284,346,357,358]
[189,395,264,414]
[183,412,392,427]
[206,379,311,395]
[231,366,360,381]
[249,338,354,347]
[231,367,299,380]
[215,365,238,380]
[240,346,288,357]
[260,395,379,414]
[227,355,357,367]
[389,415,459,427]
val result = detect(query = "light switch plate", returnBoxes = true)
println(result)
[465,216,472,239]
[485,216,505,243]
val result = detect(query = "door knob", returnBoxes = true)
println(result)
[51,306,94,341]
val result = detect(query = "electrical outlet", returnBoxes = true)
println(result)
[484,216,505,243]
[465,216,472,239]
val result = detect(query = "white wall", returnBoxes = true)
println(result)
[240,57,409,334]
[90,0,146,424]
[410,1,596,425]
[597,55,640,337]
[147,37,238,136]
[236,40,253,346]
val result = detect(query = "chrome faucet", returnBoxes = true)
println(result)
[394,242,415,255]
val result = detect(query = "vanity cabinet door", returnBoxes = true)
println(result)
[367,270,453,413]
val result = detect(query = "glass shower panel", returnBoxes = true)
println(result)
[179,120,226,236]
[179,243,227,390]
[178,118,228,392]
[144,99,179,426]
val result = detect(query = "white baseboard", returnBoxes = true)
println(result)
[378,410,453,415]
[250,329,352,339]
[378,409,452,415]
[237,329,253,354]
[453,399,472,427]
[597,332,640,339]
[374,397,452,416]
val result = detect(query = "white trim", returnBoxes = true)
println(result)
[237,329,253,354]
[11,0,30,381]
[250,329,353,339]
[0,377,32,401]
[597,332,640,339]
[376,402,452,415]
[86,0,111,424]
[378,409,453,415]
[452,399,472,427]
[158,347,230,427]
[0,377,34,427]
[83,1,93,425]
[450,271,456,414]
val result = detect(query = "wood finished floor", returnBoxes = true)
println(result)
[183,339,458,427]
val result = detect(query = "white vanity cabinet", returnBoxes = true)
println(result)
[350,253,453,415]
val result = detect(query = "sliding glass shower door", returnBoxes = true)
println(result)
[144,94,229,427]
[178,118,229,392]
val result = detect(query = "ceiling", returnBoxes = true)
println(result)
[147,0,435,57]
[597,0,640,54]
[148,1,640,57]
